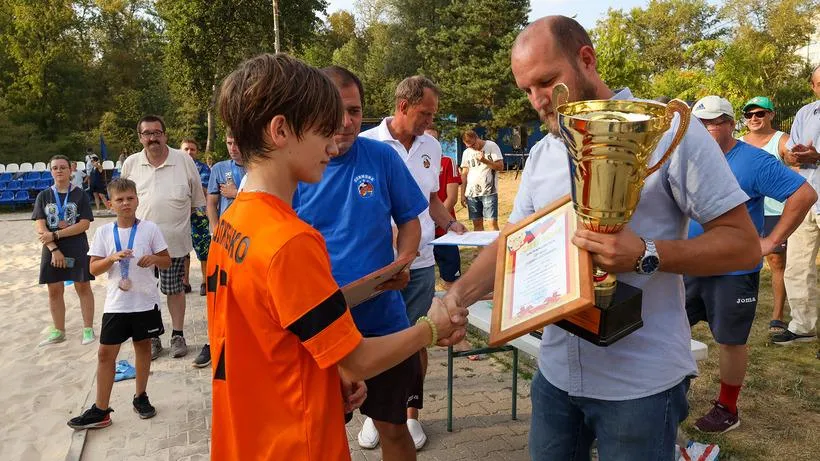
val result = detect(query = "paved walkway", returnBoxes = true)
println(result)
[74,274,534,460]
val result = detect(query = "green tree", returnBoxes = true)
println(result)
[591,9,651,95]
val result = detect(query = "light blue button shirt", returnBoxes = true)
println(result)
[509,89,749,400]
[786,100,820,214]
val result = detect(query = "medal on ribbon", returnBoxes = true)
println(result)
[114,220,139,291]
[51,186,72,229]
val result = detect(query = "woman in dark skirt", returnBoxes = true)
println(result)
[33,155,97,346]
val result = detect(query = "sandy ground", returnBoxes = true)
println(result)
[0,211,115,460]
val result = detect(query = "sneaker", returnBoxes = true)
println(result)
[357,417,380,449]
[772,330,817,345]
[192,344,211,368]
[407,418,427,450]
[150,337,163,360]
[67,404,113,430]
[170,335,188,358]
[199,283,206,296]
[694,401,740,434]
[81,328,96,345]
[132,392,156,419]
[39,328,66,346]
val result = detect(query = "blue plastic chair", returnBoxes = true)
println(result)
[0,173,11,182]
[35,179,50,190]
[6,181,20,191]
[14,190,31,205]
[0,181,7,191]
[0,190,13,206]
[23,180,37,191]
[25,171,40,180]
[40,171,52,180]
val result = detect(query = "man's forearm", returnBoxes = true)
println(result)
[767,183,817,244]
[655,205,761,276]
[206,200,219,233]
[396,218,421,260]
[446,238,499,307]
[429,195,456,229]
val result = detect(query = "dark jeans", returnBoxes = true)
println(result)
[529,370,690,461]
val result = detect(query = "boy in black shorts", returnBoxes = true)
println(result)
[68,178,171,429]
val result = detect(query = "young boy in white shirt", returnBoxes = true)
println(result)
[68,178,171,429]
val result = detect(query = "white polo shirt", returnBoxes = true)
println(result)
[121,147,206,258]
[361,118,441,270]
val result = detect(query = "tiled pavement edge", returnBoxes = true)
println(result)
[69,278,534,461]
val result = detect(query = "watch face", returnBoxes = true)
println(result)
[641,255,660,274]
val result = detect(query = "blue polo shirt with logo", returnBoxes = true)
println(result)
[688,140,805,275]
[294,137,428,336]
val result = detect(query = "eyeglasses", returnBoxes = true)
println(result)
[743,111,769,120]
[701,117,730,127]
[139,130,165,138]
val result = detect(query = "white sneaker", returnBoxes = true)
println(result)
[357,417,380,449]
[407,418,427,450]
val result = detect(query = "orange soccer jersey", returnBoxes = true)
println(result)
[206,192,363,461]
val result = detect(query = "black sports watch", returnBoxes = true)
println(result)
[635,238,660,275]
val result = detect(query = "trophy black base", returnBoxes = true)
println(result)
[556,282,644,346]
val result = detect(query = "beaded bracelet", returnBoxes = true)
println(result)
[416,316,438,347]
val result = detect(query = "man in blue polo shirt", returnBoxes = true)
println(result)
[293,66,427,461]
[206,133,246,234]
[687,95,816,433]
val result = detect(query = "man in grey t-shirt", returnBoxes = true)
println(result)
[774,64,820,348]
[442,16,761,460]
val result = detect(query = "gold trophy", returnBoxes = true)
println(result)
[550,83,691,345]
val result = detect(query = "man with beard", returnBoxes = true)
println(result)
[121,115,206,360]
[440,16,763,460]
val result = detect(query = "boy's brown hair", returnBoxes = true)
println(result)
[107,178,138,197]
[218,53,343,165]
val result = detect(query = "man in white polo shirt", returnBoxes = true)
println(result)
[121,115,206,360]
[360,76,467,452]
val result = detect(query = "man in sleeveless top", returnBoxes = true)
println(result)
[740,96,791,334]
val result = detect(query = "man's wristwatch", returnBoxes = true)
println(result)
[635,238,660,275]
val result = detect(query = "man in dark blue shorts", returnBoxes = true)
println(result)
[686,96,816,433]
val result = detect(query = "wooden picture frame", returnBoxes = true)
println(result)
[489,195,594,346]
[341,255,414,308]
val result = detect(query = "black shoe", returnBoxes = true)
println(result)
[192,344,211,368]
[67,404,113,430]
[772,329,817,345]
[133,392,156,419]
[199,283,206,296]
[183,283,192,294]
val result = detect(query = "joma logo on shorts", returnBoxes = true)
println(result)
[736,297,756,304]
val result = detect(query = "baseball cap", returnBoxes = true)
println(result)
[742,96,774,112]
[692,95,735,120]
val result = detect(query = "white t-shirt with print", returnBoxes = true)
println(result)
[461,140,503,197]
[88,220,168,314]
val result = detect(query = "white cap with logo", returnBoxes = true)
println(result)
[692,95,735,120]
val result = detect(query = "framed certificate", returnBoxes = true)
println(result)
[489,195,594,346]
[341,255,414,308]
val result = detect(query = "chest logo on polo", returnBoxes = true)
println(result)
[354,174,376,198]
[422,154,431,169]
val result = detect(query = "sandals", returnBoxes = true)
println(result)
[769,320,787,335]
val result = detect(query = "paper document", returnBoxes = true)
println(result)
[431,231,499,247]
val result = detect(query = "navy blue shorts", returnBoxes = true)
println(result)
[762,215,787,254]
[434,244,461,282]
[685,273,760,345]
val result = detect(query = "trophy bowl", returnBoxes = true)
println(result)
[553,84,691,233]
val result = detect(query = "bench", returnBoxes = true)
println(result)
[446,297,709,431]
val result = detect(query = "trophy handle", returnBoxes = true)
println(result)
[646,98,691,176]
[552,83,569,119]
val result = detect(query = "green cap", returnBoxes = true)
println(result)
[742,96,774,112]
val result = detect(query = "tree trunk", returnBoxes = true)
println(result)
[206,82,216,153]
[273,0,281,53]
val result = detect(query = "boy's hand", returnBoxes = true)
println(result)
[137,255,156,267]
[108,250,133,263]
[341,379,367,413]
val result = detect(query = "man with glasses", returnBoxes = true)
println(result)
[774,65,820,351]
[121,115,206,360]
[739,97,792,335]
[687,96,815,432]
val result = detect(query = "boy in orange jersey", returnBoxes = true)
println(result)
[207,52,469,461]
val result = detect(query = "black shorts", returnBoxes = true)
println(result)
[360,351,423,424]
[434,244,461,282]
[762,216,787,254]
[100,305,165,345]
[685,273,760,345]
